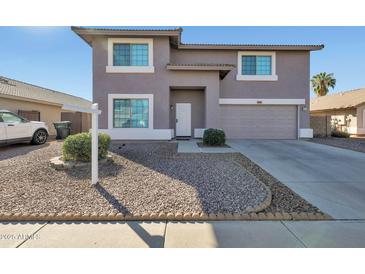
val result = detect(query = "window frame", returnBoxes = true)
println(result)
[236,51,278,81]
[108,94,154,130]
[107,38,154,73]
[113,98,149,129]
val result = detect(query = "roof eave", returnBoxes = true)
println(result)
[71,26,182,46]
[310,105,357,112]
[178,44,324,51]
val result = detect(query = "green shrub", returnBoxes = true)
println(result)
[62,132,111,162]
[331,130,350,138]
[203,128,226,146]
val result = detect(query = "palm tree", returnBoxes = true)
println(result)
[311,72,336,97]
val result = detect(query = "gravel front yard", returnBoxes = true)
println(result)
[309,137,365,153]
[0,141,273,215]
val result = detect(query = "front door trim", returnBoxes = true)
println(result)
[176,103,191,137]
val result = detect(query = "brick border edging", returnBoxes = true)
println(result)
[0,212,332,222]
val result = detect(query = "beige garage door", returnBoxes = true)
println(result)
[220,105,297,139]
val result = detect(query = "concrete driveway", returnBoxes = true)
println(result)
[228,139,365,220]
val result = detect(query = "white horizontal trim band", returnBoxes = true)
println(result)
[219,98,305,105]
[106,66,155,73]
[236,75,278,81]
[99,129,172,140]
[299,128,313,138]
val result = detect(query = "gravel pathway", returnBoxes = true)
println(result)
[0,141,270,215]
[309,137,365,153]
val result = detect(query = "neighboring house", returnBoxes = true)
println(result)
[311,88,365,135]
[0,76,92,136]
[72,26,323,140]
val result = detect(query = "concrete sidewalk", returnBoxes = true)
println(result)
[1,220,365,248]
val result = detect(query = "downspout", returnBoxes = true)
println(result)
[297,105,300,140]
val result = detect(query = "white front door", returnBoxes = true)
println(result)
[176,103,191,137]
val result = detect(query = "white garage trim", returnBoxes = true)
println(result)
[219,98,305,105]
[299,128,313,138]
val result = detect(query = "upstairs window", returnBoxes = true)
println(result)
[107,38,154,73]
[113,44,149,66]
[242,56,272,75]
[237,51,277,81]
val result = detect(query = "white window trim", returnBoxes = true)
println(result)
[219,98,305,105]
[299,128,313,138]
[108,94,154,130]
[236,51,278,81]
[106,38,154,73]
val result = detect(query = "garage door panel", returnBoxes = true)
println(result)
[220,105,297,139]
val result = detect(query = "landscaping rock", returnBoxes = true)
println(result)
[0,141,323,220]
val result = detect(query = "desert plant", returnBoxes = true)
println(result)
[203,128,226,146]
[311,72,336,97]
[62,132,111,162]
[331,130,350,138]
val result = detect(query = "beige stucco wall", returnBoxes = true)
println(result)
[0,96,61,136]
[311,108,357,134]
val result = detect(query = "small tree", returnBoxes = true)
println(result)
[311,72,336,97]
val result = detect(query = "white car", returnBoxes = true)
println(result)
[0,110,49,146]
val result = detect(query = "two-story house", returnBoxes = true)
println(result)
[72,27,323,140]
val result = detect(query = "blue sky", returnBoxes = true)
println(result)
[0,26,364,101]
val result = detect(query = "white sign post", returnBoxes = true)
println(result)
[91,103,99,185]
[62,103,101,185]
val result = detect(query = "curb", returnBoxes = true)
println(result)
[0,212,332,222]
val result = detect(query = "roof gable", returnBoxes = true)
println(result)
[0,76,91,109]
[310,88,365,111]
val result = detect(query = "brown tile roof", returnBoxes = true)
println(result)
[179,43,324,51]
[71,26,182,32]
[310,88,365,112]
[72,27,324,51]
[0,76,91,109]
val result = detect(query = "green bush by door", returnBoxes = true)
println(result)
[203,128,226,146]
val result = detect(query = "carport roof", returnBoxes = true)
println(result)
[0,76,91,109]
[310,88,365,112]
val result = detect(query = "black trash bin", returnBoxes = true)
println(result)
[53,121,72,139]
